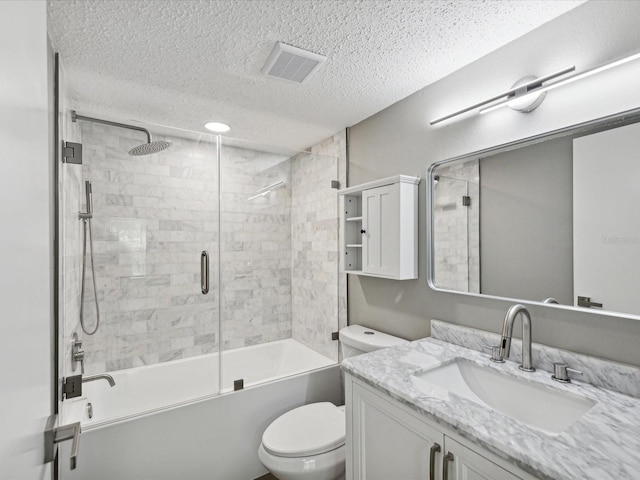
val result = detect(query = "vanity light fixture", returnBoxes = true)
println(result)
[429,66,575,126]
[430,50,640,126]
[204,121,231,133]
[480,51,640,115]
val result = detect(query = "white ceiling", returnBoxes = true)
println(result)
[48,0,585,151]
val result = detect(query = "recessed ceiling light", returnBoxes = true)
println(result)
[204,122,230,133]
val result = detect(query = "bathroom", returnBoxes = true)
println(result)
[3,1,640,479]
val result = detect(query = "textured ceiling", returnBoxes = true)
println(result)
[48,0,584,151]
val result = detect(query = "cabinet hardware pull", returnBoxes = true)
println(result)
[360,229,366,234]
[429,442,441,480]
[443,451,454,480]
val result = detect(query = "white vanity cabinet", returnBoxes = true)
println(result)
[346,375,538,480]
[339,175,419,279]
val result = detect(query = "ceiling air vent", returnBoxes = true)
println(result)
[261,42,326,84]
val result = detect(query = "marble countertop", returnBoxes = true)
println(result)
[342,333,640,480]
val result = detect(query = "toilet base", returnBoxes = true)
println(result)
[258,443,345,480]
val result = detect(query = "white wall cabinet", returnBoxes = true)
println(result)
[339,175,419,280]
[346,375,539,480]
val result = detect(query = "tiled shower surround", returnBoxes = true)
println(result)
[70,121,344,375]
[219,144,293,351]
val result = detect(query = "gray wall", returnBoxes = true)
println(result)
[480,138,573,304]
[346,1,640,367]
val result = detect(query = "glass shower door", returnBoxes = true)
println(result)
[218,137,342,392]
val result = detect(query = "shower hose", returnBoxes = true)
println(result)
[80,217,101,335]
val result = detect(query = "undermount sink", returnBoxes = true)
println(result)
[412,358,595,434]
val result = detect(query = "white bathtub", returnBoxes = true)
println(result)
[64,338,336,429]
[59,339,342,479]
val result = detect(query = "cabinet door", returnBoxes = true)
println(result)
[362,184,400,277]
[351,382,443,480]
[443,437,522,480]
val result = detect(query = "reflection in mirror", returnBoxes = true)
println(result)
[432,160,479,293]
[428,109,640,319]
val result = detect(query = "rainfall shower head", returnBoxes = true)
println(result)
[128,141,172,156]
[72,110,171,157]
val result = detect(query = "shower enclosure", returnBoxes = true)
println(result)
[57,105,345,442]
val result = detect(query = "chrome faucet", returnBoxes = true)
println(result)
[82,374,116,387]
[498,304,535,372]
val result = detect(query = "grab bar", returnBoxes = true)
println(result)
[201,251,209,294]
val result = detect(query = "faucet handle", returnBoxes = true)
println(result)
[72,333,85,374]
[552,363,583,383]
[481,344,505,363]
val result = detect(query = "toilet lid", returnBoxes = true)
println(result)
[262,402,345,458]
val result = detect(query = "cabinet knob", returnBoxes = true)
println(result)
[360,229,366,234]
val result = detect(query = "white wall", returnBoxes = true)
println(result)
[0,1,53,479]
[347,1,640,366]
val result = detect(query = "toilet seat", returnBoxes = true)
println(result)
[262,402,345,458]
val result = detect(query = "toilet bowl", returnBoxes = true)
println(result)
[258,326,407,480]
[258,402,346,480]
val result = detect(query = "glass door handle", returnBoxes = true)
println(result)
[201,251,209,294]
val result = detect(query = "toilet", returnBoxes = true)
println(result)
[258,325,407,480]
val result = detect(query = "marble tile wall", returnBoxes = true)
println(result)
[291,130,347,362]
[219,143,293,350]
[432,159,480,293]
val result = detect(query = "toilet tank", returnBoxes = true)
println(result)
[339,325,408,359]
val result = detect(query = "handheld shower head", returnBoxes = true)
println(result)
[85,181,93,216]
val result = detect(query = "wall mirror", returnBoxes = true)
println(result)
[427,108,640,320]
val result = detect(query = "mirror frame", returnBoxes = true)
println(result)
[426,106,640,321]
